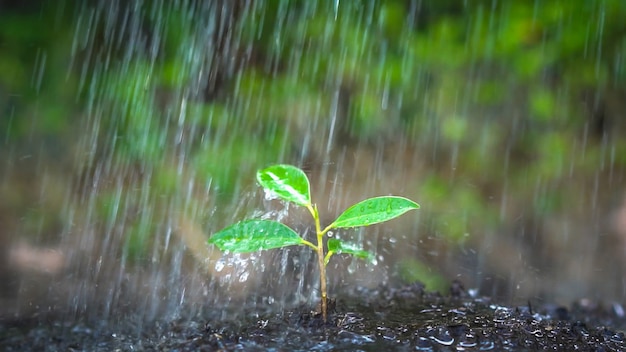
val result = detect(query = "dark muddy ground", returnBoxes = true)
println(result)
[1,282,625,351]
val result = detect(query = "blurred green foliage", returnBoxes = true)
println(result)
[397,258,448,293]
[0,2,76,143]
[2,0,626,281]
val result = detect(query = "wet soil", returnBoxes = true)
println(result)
[1,282,625,351]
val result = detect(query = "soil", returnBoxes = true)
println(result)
[1,282,625,351]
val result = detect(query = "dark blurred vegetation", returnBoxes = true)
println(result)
[2,0,626,302]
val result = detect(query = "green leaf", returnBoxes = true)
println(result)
[208,219,304,253]
[327,238,374,262]
[257,164,311,206]
[331,196,419,229]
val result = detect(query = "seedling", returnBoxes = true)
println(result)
[208,164,419,321]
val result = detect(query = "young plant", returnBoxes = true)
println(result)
[208,164,419,321]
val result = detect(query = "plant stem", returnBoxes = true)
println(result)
[317,230,327,322]
[307,204,328,322]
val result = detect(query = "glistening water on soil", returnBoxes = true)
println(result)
[2,282,625,351]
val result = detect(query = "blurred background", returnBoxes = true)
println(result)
[1,0,626,322]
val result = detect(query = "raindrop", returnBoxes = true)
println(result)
[478,340,495,350]
[264,189,279,201]
[427,327,454,346]
[415,336,434,350]
[347,264,356,274]
[215,260,225,272]
[458,339,478,348]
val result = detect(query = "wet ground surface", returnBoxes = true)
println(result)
[1,282,625,351]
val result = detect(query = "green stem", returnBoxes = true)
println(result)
[300,239,317,251]
[316,229,327,322]
[320,222,335,236]
[324,251,334,266]
[307,203,328,322]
